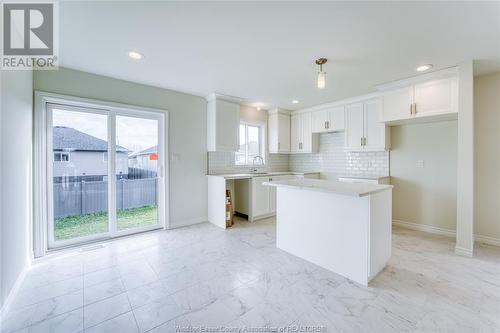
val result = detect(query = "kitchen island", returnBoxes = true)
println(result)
[264,178,393,286]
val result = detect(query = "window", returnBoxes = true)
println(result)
[54,152,70,162]
[236,123,264,166]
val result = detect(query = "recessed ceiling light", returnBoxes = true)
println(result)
[416,64,433,72]
[256,106,261,111]
[128,51,144,60]
[292,100,300,104]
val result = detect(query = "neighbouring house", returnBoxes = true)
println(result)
[128,145,158,173]
[53,126,129,182]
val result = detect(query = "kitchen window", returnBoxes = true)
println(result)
[235,122,265,166]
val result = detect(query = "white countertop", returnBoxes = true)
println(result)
[263,178,393,197]
[338,174,390,180]
[207,171,320,180]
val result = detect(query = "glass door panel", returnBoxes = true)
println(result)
[115,115,159,231]
[50,106,109,243]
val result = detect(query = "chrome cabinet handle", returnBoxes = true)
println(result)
[410,103,413,115]
[361,137,363,146]
[414,103,417,114]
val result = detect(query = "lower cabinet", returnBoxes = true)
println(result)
[251,175,296,221]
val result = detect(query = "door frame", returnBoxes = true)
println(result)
[34,91,169,257]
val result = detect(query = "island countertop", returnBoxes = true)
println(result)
[264,178,393,197]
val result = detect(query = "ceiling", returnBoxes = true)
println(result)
[59,1,500,110]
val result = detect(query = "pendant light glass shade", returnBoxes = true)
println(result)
[317,71,326,89]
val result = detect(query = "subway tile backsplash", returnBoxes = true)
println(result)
[208,132,389,176]
[208,151,289,174]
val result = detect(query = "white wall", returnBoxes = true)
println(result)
[34,68,207,228]
[0,70,33,310]
[390,121,458,231]
[474,72,500,241]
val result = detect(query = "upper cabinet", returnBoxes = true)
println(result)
[268,108,291,154]
[206,94,240,152]
[380,76,458,123]
[291,112,319,153]
[345,98,390,152]
[311,106,345,133]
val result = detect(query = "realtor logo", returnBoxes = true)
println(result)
[2,1,58,69]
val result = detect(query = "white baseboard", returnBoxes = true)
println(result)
[392,219,500,248]
[474,234,500,247]
[0,264,29,317]
[455,246,473,257]
[393,219,456,237]
[169,216,208,229]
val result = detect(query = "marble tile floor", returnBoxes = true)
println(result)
[1,216,499,333]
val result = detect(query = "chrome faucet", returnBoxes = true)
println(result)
[251,155,264,173]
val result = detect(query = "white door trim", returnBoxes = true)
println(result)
[34,91,170,257]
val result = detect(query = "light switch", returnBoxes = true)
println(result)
[416,160,425,168]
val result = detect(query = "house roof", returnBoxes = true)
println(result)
[129,145,157,158]
[53,126,129,152]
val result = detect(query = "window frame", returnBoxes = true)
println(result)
[53,151,70,162]
[235,121,266,167]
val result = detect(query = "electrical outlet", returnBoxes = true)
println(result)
[416,160,425,168]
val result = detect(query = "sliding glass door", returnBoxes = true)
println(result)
[115,115,159,232]
[47,103,165,248]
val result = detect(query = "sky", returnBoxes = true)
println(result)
[53,109,158,153]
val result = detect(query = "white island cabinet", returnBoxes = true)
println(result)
[264,178,393,286]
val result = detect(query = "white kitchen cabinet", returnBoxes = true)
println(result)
[251,174,300,220]
[345,103,364,150]
[345,98,390,151]
[251,176,271,218]
[268,109,291,153]
[380,87,413,122]
[252,175,286,220]
[206,94,240,152]
[413,78,458,118]
[291,112,319,153]
[312,106,345,133]
[380,77,458,123]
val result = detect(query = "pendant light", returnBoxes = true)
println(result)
[316,58,327,89]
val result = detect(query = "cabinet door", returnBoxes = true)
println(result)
[301,112,313,152]
[364,99,387,150]
[345,103,364,150]
[290,114,301,153]
[268,113,279,153]
[381,87,413,122]
[278,113,290,152]
[413,77,457,118]
[311,109,328,133]
[215,99,240,151]
[252,177,271,217]
[327,106,345,131]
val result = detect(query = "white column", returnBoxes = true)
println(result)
[456,60,474,256]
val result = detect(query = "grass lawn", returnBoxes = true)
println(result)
[55,206,158,241]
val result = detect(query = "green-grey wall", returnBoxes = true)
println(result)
[34,67,207,228]
[390,121,458,231]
